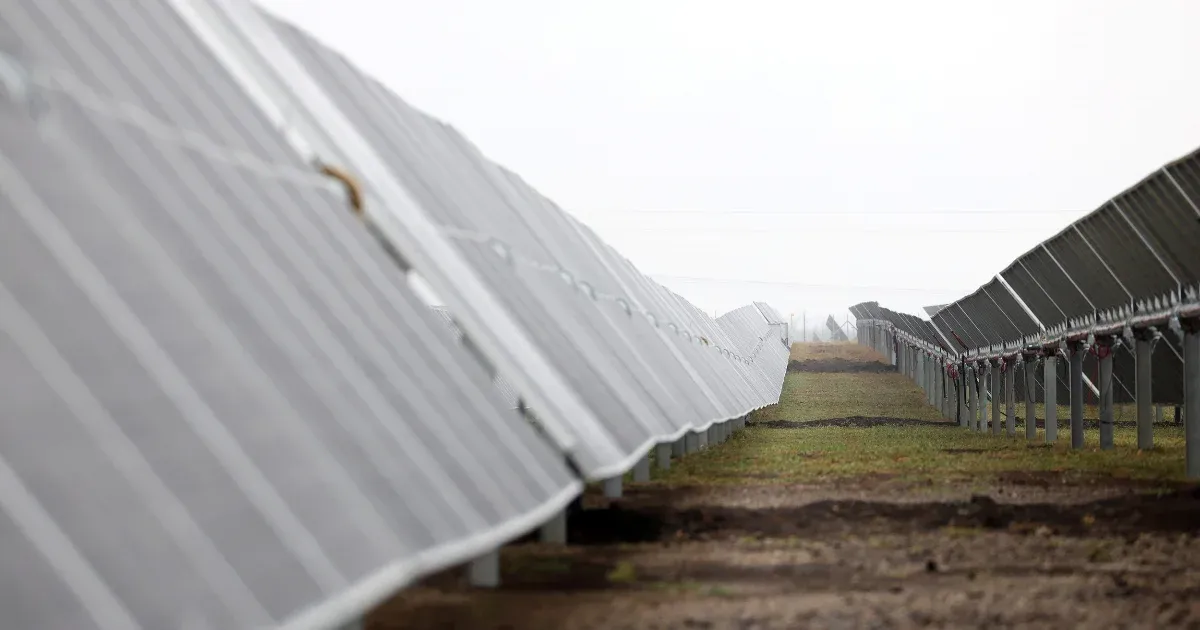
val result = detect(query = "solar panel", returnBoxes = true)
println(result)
[429,307,521,409]
[955,290,1008,347]
[980,279,1039,338]
[825,315,850,341]
[254,9,785,480]
[1020,246,1094,323]
[572,223,770,417]
[1000,261,1066,330]
[715,305,788,402]
[1121,162,1200,284]
[1043,230,1125,314]
[923,304,948,317]
[0,2,585,628]
[944,304,988,349]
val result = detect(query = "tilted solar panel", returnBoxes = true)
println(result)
[429,307,522,409]
[0,2,579,628]
[980,279,1040,338]
[570,220,770,422]
[259,12,785,477]
[716,305,788,402]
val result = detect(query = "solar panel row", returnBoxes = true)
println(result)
[850,147,1200,475]
[0,1,788,628]
[825,315,850,342]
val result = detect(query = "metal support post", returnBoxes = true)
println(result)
[990,361,1001,435]
[672,437,685,458]
[1098,340,1115,450]
[1070,342,1085,449]
[467,549,500,588]
[966,366,977,430]
[930,356,938,407]
[539,510,567,544]
[657,443,672,470]
[603,476,623,499]
[943,365,952,419]
[685,431,700,454]
[1044,354,1058,443]
[1136,333,1154,450]
[928,358,935,405]
[976,366,987,432]
[1025,358,1037,441]
[922,353,930,402]
[633,455,651,482]
[914,350,922,388]
[1184,323,1199,478]
[958,369,968,427]
[1005,361,1016,437]
[933,361,942,413]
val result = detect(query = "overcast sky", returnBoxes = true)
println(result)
[255,0,1200,324]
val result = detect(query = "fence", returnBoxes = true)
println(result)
[849,146,1200,480]
[0,1,788,629]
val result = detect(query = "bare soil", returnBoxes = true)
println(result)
[756,416,952,430]
[369,476,1200,630]
[788,358,896,374]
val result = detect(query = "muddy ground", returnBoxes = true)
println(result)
[788,358,896,374]
[372,474,1200,629]
[368,346,1200,629]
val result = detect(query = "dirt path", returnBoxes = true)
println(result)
[369,343,1200,629]
[788,358,896,373]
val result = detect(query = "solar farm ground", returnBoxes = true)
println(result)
[371,343,1200,629]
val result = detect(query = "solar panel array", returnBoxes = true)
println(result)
[0,1,788,628]
[825,315,850,342]
[850,145,1200,478]
[260,9,786,478]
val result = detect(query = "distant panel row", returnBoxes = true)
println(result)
[885,146,1200,405]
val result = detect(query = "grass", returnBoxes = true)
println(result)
[606,561,637,583]
[752,372,945,423]
[789,341,887,363]
[654,422,1186,486]
[642,343,1189,487]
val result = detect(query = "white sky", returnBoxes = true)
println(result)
[255,0,1200,324]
